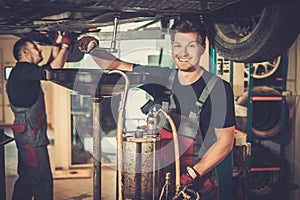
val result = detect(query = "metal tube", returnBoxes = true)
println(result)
[209,45,217,74]
[110,16,119,53]
[92,101,101,200]
[158,109,180,188]
[108,70,130,200]
[245,63,254,199]
[0,129,6,200]
[135,142,142,200]
[0,129,14,200]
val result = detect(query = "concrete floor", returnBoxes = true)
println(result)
[3,128,116,200]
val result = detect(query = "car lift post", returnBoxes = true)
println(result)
[0,128,14,200]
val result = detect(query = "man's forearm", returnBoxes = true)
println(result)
[50,48,69,69]
[193,126,235,177]
[51,46,60,59]
[89,48,133,71]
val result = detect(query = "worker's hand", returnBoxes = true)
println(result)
[61,32,71,49]
[78,36,99,53]
[52,31,63,46]
[180,166,200,186]
[180,173,194,186]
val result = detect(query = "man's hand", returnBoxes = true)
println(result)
[61,32,71,49]
[180,173,194,186]
[52,31,62,47]
[52,31,71,49]
[78,36,99,53]
[180,166,200,186]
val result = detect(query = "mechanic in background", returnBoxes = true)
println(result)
[6,32,70,200]
[78,16,235,200]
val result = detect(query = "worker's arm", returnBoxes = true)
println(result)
[90,48,133,71]
[49,47,69,69]
[48,32,70,69]
[193,125,235,177]
[78,36,133,71]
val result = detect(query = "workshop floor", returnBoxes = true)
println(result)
[4,128,116,200]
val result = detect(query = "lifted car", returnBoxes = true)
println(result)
[0,0,299,63]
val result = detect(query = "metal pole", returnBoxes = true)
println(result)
[245,63,254,200]
[0,128,6,200]
[209,46,233,200]
[229,61,233,86]
[110,16,119,53]
[108,70,130,200]
[92,99,102,200]
[209,45,217,74]
[279,53,288,199]
[246,63,254,146]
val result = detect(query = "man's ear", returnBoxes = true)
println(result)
[200,44,205,55]
[21,47,26,54]
[21,47,28,57]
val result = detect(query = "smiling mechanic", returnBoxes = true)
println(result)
[78,16,235,199]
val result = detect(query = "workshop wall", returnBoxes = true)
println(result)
[0,35,17,125]
[286,35,300,200]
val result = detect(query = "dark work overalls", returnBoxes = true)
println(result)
[160,71,220,200]
[10,91,53,200]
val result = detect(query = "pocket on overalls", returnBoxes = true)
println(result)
[11,124,26,133]
[13,111,42,147]
[28,110,49,146]
[11,113,26,135]
[26,110,40,134]
[11,123,26,148]
[160,128,175,163]
[160,128,194,166]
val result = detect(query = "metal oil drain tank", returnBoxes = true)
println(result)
[122,133,161,200]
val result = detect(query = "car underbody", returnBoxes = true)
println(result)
[0,0,299,62]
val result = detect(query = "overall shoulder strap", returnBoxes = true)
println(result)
[189,75,219,119]
[162,69,177,110]
[167,69,176,89]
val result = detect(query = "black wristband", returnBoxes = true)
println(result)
[186,166,200,180]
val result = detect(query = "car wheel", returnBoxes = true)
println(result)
[235,86,289,140]
[206,1,300,63]
[249,148,280,198]
[244,56,281,79]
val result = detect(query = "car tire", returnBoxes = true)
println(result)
[206,1,300,63]
[235,86,289,140]
[244,56,281,79]
[249,144,280,199]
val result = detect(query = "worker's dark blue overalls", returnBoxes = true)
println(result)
[160,73,220,200]
[10,91,53,200]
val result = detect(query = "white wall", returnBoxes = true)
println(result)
[286,35,300,200]
[0,35,19,125]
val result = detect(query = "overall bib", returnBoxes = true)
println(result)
[160,73,220,200]
[10,92,53,200]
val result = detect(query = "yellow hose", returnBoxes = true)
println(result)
[108,70,130,200]
[159,109,180,187]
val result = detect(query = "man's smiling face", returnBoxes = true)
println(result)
[172,32,204,72]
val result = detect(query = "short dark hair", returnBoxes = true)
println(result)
[170,16,207,45]
[13,38,33,61]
